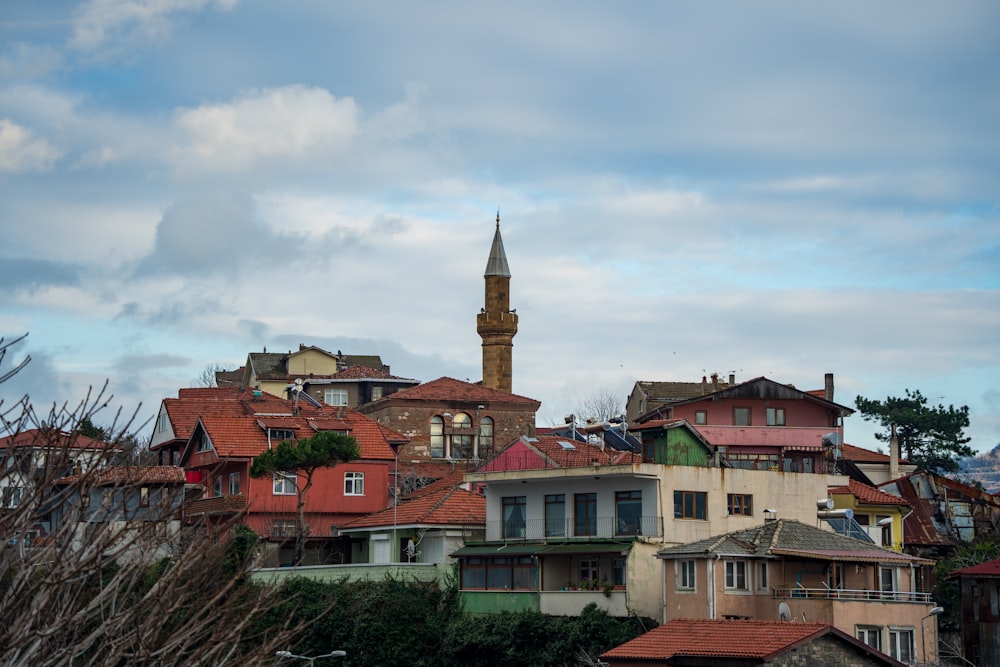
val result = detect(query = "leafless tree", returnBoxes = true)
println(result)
[196,362,231,388]
[0,343,308,666]
[576,388,626,424]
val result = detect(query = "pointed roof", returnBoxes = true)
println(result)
[484,213,511,277]
[656,519,931,564]
[383,376,540,408]
[952,556,1000,579]
[339,484,485,531]
[600,619,905,665]
[829,478,909,506]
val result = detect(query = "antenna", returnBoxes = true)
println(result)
[778,602,792,622]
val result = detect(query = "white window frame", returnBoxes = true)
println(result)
[273,472,297,495]
[324,388,348,406]
[344,471,365,496]
[676,559,696,592]
[229,471,240,495]
[887,627,914,664]
[213,476,223,498]
[856,626,883,651]
[197,433,212,453]
[766,407,786,426]
[756,561,769,592]
[724,560,748,592]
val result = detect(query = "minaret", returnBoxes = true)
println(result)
[477,212,518,393]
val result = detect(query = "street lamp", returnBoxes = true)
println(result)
[920,606,943,666]
[276,649,346,664]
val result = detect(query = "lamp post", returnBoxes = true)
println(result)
[920,606,943,666]
[276,649,346,664]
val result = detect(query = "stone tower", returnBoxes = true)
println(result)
[477,213,518,393]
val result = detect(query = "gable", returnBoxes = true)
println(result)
[286,348,340,376]
[480,439,548,472]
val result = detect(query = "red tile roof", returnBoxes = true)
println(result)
[829,478,909,506]
[601,619,834,661]
[385,376,540,407]
[1,428,118,450]
[57,466,187,486]
[340,485,485,530]
[480,435,640,472]
[842,443,910,464]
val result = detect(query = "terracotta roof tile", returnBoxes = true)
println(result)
[57,466,187,486]
[1,428,118,451]
[952,556,1000,578]
[601,619,833,661]
[829,478,910,506]
[385,377,540,407]
[842,443,910,464]
[340,485,485,530]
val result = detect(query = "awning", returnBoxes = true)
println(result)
[452,541,634,558]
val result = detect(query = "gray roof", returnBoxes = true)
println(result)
[657,519,924,563]
[484,215,511,277]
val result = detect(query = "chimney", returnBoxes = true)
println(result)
[729,373,735,386]
[711,373,719,391]
[701,376,707,394]
[824,373,835,402]
[889,426,900,479]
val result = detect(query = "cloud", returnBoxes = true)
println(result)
[133,192,304,276]
[172,85,358,172]
[0,258,80,294]
[112,353,190,373]
[0,119,62,173]
[70,0,238,56]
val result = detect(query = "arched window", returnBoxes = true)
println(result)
[452,413,473,459]
[430,415,444,458]
[479,416,494,460]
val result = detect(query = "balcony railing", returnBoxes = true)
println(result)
[185,494,248,516]
[479,516,662,542]
[773,587,933,604]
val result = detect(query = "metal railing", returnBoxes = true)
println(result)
[773,587,934,604]
[479,515,662,542]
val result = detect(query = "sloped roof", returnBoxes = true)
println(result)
[57,466,187,486]
[829,478,910,506]
[634,379,729,403]
[1,428,118,451]
[480,435,640,472]
[952,556,1000,578]
[339,485,485,531]
[382,376,540,408]
[247,351,289,381]
[484,216,511,277]
[656,519,931,564]
[600,619,903,665]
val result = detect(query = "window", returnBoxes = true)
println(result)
[2,486,22,508]
[269,429,295,442]
[273,472,297,495]
[579,558,599,583]
[887,627,914,663]
[370,386,383,401]
[139,487,150,507]
[757,562,769,591]
[877,515,893,547]
[727,493,753,516]
[324,388,348,406]
[429,416,445,458]
[694,410,707,425]
[157,412,168,432]
[479,416,494,459]
[733,407,751,426]
[574,493,597,536]
[856,626,882,651]
[880,567,897,596]
[451,413,473,459]
[612,557,626,586]
[213,476,223,498]
[502,496,526,538]
[545,494,566,537]
[766,407,785,426]
[677,560,696,591]
[344,471,365,496]
[229,472,240,496]
[674,490,706,520]
[461,556,536,591]
[724,561,748,591]
[615,490,642,535]
[197,433,212,453]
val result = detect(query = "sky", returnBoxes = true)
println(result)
[1,1,998,455]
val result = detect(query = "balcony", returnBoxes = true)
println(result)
[477,515,662,542]
[773,586,933,604]
[185,494,248,516]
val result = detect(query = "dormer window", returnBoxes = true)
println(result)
[269,429,295,442]
[196,433,212,453]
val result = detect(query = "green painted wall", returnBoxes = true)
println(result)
[653,428,712,466]
[460,590,540,615]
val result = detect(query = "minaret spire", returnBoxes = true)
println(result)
[477,213,518,393]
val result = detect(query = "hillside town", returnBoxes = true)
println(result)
[3,221,998,667]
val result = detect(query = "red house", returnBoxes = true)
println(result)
[150,387,407,566]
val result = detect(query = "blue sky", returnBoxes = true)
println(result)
[1,1,998,454]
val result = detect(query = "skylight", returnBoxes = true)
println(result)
[557,440,576,450]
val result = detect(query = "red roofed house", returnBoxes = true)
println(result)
[600,618,906,666]
[828,479,912,553]
[359,376,541,466]
[951,556,1000,666]
[149,387,407,566]
[634,375,854,476]
[656,519,938,664]
[338,472,485,568]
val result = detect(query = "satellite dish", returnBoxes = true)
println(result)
[778,602,792,622]
[406,539,417,559]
